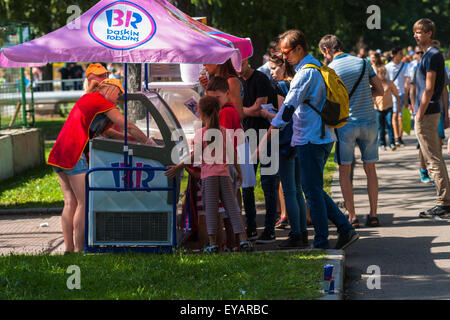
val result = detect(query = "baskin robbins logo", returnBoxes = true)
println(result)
[88,1,157,50]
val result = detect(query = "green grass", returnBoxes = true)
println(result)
[0,250,326,300]
[0,141,63,209]
[33,116,67,140]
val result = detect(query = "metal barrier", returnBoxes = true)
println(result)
[0,81,34,129]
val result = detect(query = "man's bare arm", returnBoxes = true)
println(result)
[243,96,268,117]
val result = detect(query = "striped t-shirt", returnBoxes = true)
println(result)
[328,53,377,122]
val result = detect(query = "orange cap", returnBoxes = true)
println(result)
[85,63,110,77]
[99,78,125,94]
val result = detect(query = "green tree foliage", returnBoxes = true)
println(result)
[1,0,448,66]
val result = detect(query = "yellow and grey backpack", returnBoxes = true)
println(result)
[302,62,358,138]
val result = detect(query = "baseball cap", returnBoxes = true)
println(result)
[99,78,125,94]
[85,63,110,77]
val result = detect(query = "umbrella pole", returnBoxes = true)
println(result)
[145,63,149,137]
[124,63,129,169]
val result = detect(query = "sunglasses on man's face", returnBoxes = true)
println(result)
[280,47,296,56]
[416,51,424,55]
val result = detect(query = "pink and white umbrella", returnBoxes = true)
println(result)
[0,0,253,71]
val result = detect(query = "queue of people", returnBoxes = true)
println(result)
[48,17,450,254]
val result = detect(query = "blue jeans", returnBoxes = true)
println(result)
[278,154,307,235]
[438,111,445,139]
[242,161,278,233]
[298,142,353,249]
[377,108,395,147]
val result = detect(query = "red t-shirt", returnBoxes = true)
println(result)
[218,102,243,150]
[48,92,117,169]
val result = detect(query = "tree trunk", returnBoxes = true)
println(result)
[250,34,266,69]
[126,63,147,123]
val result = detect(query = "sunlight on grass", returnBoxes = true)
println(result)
[0,251,326,300]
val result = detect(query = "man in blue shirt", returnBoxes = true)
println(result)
[319,34,384,229]
[269,29,359,250]
[413,18,450,219]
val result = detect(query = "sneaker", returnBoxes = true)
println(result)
[420,169,431,184]
[301,230,309,245]
[398,138,405,147]
[255,229,276,244]
[334,229,360,250]
[395,139,401,147]
[246,228,258,240]
[279,233,304,248]
[379,145,387,152]
[203,244,219,254]
[389,144,397,151]
[275,217,289,229]
[419,206,450,219]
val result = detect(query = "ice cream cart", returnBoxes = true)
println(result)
[1,0,253,253]
[85,91,191,253]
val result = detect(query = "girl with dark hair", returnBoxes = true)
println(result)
[165,96,252,253]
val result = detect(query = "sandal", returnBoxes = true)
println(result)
[203,244,219,254]
[350,218,360,229]
[239,241,254,252]
[365,215,380,227]
[275,217,289,229]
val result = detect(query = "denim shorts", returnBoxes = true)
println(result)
[335,120,379,165]
[393,93,404,115]
[52,153,88,175]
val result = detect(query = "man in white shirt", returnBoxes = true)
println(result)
[386,47,410,146]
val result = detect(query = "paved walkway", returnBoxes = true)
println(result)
[0,215,65,255]
[0,208,320,256]
[333,129,450,300]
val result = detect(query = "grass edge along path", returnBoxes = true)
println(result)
[0,250,326,300]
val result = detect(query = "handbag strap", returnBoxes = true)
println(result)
[393,62,405,82]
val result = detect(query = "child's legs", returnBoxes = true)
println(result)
[223,218,236,248]
[376,110,387,146]
[385,108,395,146]
[216,213,226,249]
[202,176,220,245]
[236,188,243,211]
[197,215,208,248]
[218,176,246,242]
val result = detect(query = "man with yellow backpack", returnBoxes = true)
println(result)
[319,34,384,229]
[266,29,359,250]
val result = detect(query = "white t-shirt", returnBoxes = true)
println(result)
[386,61,410,95]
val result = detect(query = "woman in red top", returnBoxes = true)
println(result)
[48,79,155,253]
